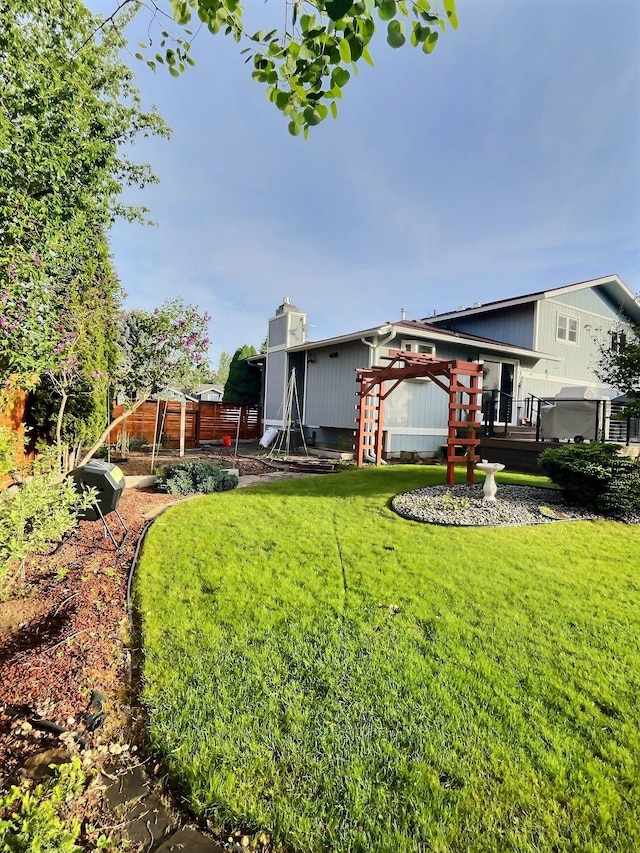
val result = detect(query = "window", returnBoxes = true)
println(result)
[556,313,579,344]
[400,340,436,356]
[397,340,435,382]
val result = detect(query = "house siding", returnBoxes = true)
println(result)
[533,298,633,391]
[264,349,287,424]
[303,340,370,429]
[433,304,536,349]
[552,287,625,320]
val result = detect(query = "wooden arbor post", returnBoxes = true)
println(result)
[354,353,483,486]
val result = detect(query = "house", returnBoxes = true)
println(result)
[255,276,640,458]
[192,384,225,402]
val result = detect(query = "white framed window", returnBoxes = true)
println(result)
[397,340,435,382]
[400,340,436,356]
[556,313,579,344]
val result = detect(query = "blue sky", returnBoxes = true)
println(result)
[98,0,640,365]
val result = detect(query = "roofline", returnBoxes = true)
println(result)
[427,274,639,323]
[285,321,560,362]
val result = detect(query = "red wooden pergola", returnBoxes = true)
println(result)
[354,351,483,486]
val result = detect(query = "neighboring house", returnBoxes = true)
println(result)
[254,277,640,456]
[192,384,225,402]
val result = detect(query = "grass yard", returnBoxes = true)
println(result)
[136,467,640,852]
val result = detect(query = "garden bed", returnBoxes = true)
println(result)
[0,488,177,784]
[109,448,274,477]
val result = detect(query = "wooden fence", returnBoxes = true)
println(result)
[0,390,28,489]
[110,400,262,449]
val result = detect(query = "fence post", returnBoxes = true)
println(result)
[179,399,186,457]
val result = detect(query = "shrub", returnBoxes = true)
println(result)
[538,443,640,516]
[156,461,238,495]
[0,453,95,587]
[0,758,85,853]
[0,426,21,479]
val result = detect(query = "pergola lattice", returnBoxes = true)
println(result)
[354,351,483,486]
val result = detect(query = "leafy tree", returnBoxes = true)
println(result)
[211,350,232,386]
[223,345,261,404]
[100,0,458,134]
[78,298,210,465]
[0,0,168,397]
[596,326,640,417]
[1,0,169,464]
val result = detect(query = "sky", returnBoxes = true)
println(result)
[95,0,640,365]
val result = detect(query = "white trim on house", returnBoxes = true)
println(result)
[428,275,640,325]
[523,371,612,389]
[386,427,449,436]
[286,323,559,362]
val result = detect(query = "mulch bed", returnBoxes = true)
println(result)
[113,448,276,477]
[0,487,177,785]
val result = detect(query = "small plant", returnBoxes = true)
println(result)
[0,425,22,479]
[0,757,85,853]
[0,450,95,588]
[441,492,469,512]
[157,460,238,495]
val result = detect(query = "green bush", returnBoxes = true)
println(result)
[0,426,21,479]
[0,758,85,853]
[538,443,640,516]
[0,454,95,587]
[157,461,238,495]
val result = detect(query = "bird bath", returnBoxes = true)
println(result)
[476,460,506,502]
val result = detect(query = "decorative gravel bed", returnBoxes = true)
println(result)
[392,484,604,527]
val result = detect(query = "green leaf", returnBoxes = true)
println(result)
[288,120,301,136]
[338,37,351,62]
[330,101,338,119]
[378,0,396,22]
[422,29,438,53]
[443,0,459,29]
[326,0,352,21]
[386,20,405,48]
[303,106,322,125]
[331,66,351,87]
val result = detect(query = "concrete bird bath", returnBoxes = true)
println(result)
[476,460,505,502]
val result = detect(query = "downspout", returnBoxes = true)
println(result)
[360,326,395,462]
[360,325,395,368]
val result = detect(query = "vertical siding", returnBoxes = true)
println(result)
[434,304,536,349]
[304,340,370,428]
[552,287,623,319]
[264,349,287,423]
[534,299,633,388]
[268,316,287,347]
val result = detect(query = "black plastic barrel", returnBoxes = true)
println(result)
[70,460,125,521]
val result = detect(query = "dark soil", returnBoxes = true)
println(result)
[0,488,177,785]
[112,447,276,478]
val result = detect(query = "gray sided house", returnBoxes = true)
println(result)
[255,278,640,456]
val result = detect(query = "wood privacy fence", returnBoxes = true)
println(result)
[0,390,28,489]
[110,401,262,449]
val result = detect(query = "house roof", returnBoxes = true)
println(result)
[424,274,640,325]
[282,319,559,362]
[196,383,224,394]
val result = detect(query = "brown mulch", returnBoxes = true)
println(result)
[112,448,276,477]
[0,487,177,785]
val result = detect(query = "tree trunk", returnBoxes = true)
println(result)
[76,393,150,468]
[55,390,68,472]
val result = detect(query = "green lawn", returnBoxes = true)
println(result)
[136,467,640,852]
